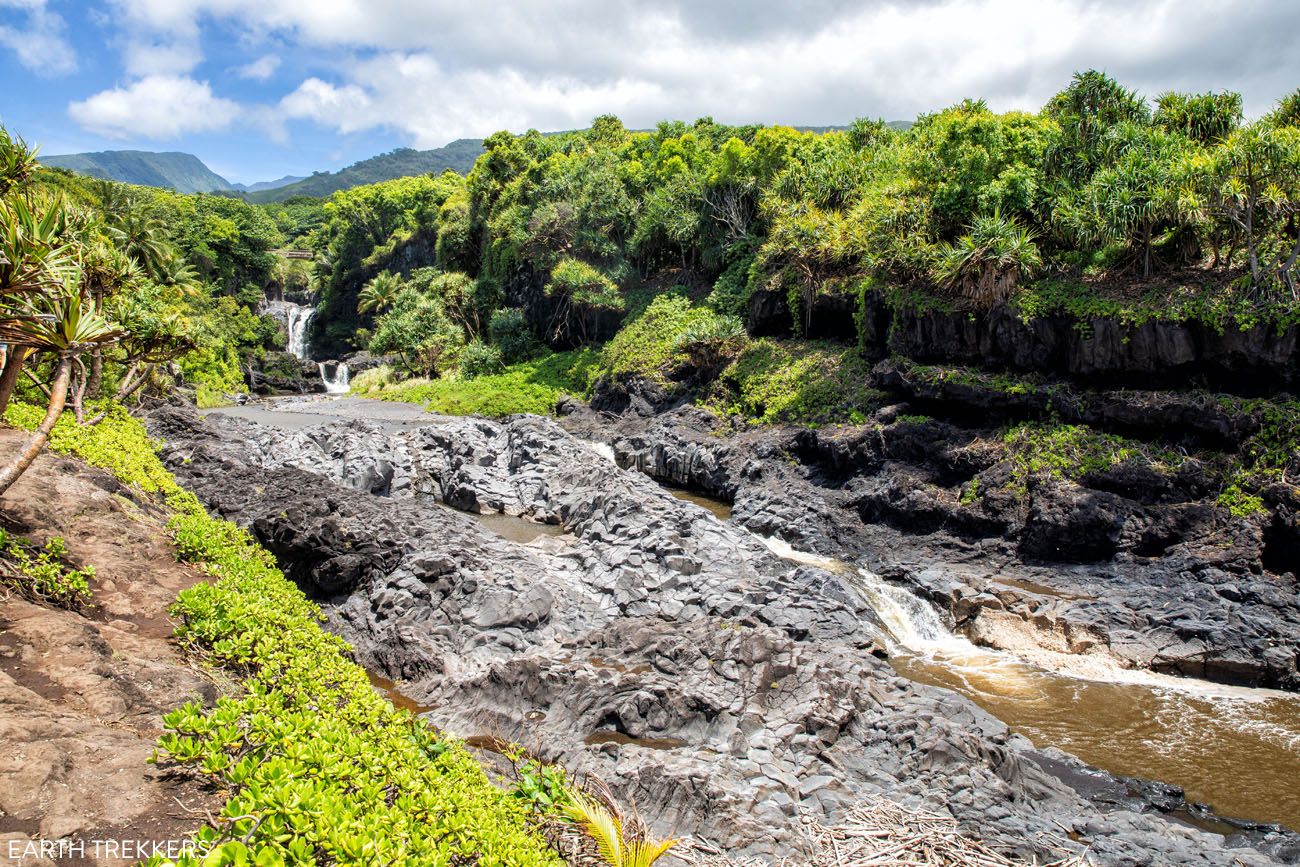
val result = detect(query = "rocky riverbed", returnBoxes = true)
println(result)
[150,398,1300,866]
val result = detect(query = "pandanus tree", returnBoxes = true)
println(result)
[0,269,121,495]
[934,212,1042,306]
[0,192,76,414]
[0,127,126,496]
[1060,123,1200,277]
[1182,120,1300,301]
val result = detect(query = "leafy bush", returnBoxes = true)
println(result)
[367,287,465,376]
[1217,483,1266,518]
[348,365,397,395]
[706,257,755,318]
[704,340,883,426]
[489,307,540,363]
[1002,422,1185,486]
[459,340,505,379]
[597,295,717,386]
[0,530,93,609]
[546,258,623,310]
[6,403,562,867]
[672,313,747,372]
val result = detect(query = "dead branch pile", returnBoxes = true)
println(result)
[677,797,1089,867]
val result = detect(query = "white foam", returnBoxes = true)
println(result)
[588,441,617,464]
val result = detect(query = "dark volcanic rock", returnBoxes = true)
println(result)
[244,351,324,395]
[874,295,1300,391]
[561,404,1300,691]
[150,403,1296,865]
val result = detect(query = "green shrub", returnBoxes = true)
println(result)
[545,257,623,311]
[598,295,717,386]
[1002,422,1185,486]
[706,257,756,318]
[349,365,397,395]
[0,530,93,609]
[704,339,883,426]
[1217,483,1266,517]
[459,340,505,379]
[489,307,540,363]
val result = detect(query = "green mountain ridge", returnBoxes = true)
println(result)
[244,140,487,202]
[42,150,235,194]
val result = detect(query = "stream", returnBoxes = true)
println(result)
[756,509,1300,832]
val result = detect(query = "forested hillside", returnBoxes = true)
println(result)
[41,150,236,193]
[310,72,1300,376]
[246,140,486,202]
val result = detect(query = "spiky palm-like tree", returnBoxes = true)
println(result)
[0,271,122,495]
[106,200,173,279]
[0,194,78,412]
[562,788,676,867]
[357,270,403,314]
[935,212,1043,306]
[0,127,38,198]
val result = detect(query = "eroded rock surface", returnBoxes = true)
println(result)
[152,404,1297,866]
[0,431,220,866]
[561,403,1300,691]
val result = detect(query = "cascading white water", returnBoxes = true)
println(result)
[576,460,1300,826]
[263,300,316,359]
[287,306,315,359]
[587,441,617,464]
[318,361,350,394]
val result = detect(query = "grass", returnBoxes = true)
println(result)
[360,349,598,418]
[3,401,563,867]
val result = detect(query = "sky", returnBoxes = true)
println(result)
[1,1,1298,185]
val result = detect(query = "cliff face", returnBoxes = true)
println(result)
[858,291,1300,392]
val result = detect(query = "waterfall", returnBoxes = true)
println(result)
[757,534,987,658]
[851,568,962,651]
[318,361,350,394]
[263,300,316,359]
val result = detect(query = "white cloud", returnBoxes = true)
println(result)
[102,0,1300,145]
[122,37,203,76]
[235,54,281,80]
[277,55,663,146]
[68,75,241,140]
[0,0,76,76]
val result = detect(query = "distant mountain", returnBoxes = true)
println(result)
[245,140,486,203]
[42,150,235,194]
[231,175,308,193]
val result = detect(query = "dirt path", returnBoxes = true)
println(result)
[0,430,222,866]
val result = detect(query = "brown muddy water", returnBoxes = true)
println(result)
[470,511,567,544]
[756,536,1300,831]
[666,486,734,520]
[367,671,434,715]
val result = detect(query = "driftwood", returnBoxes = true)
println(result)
[677,797,1089,867]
